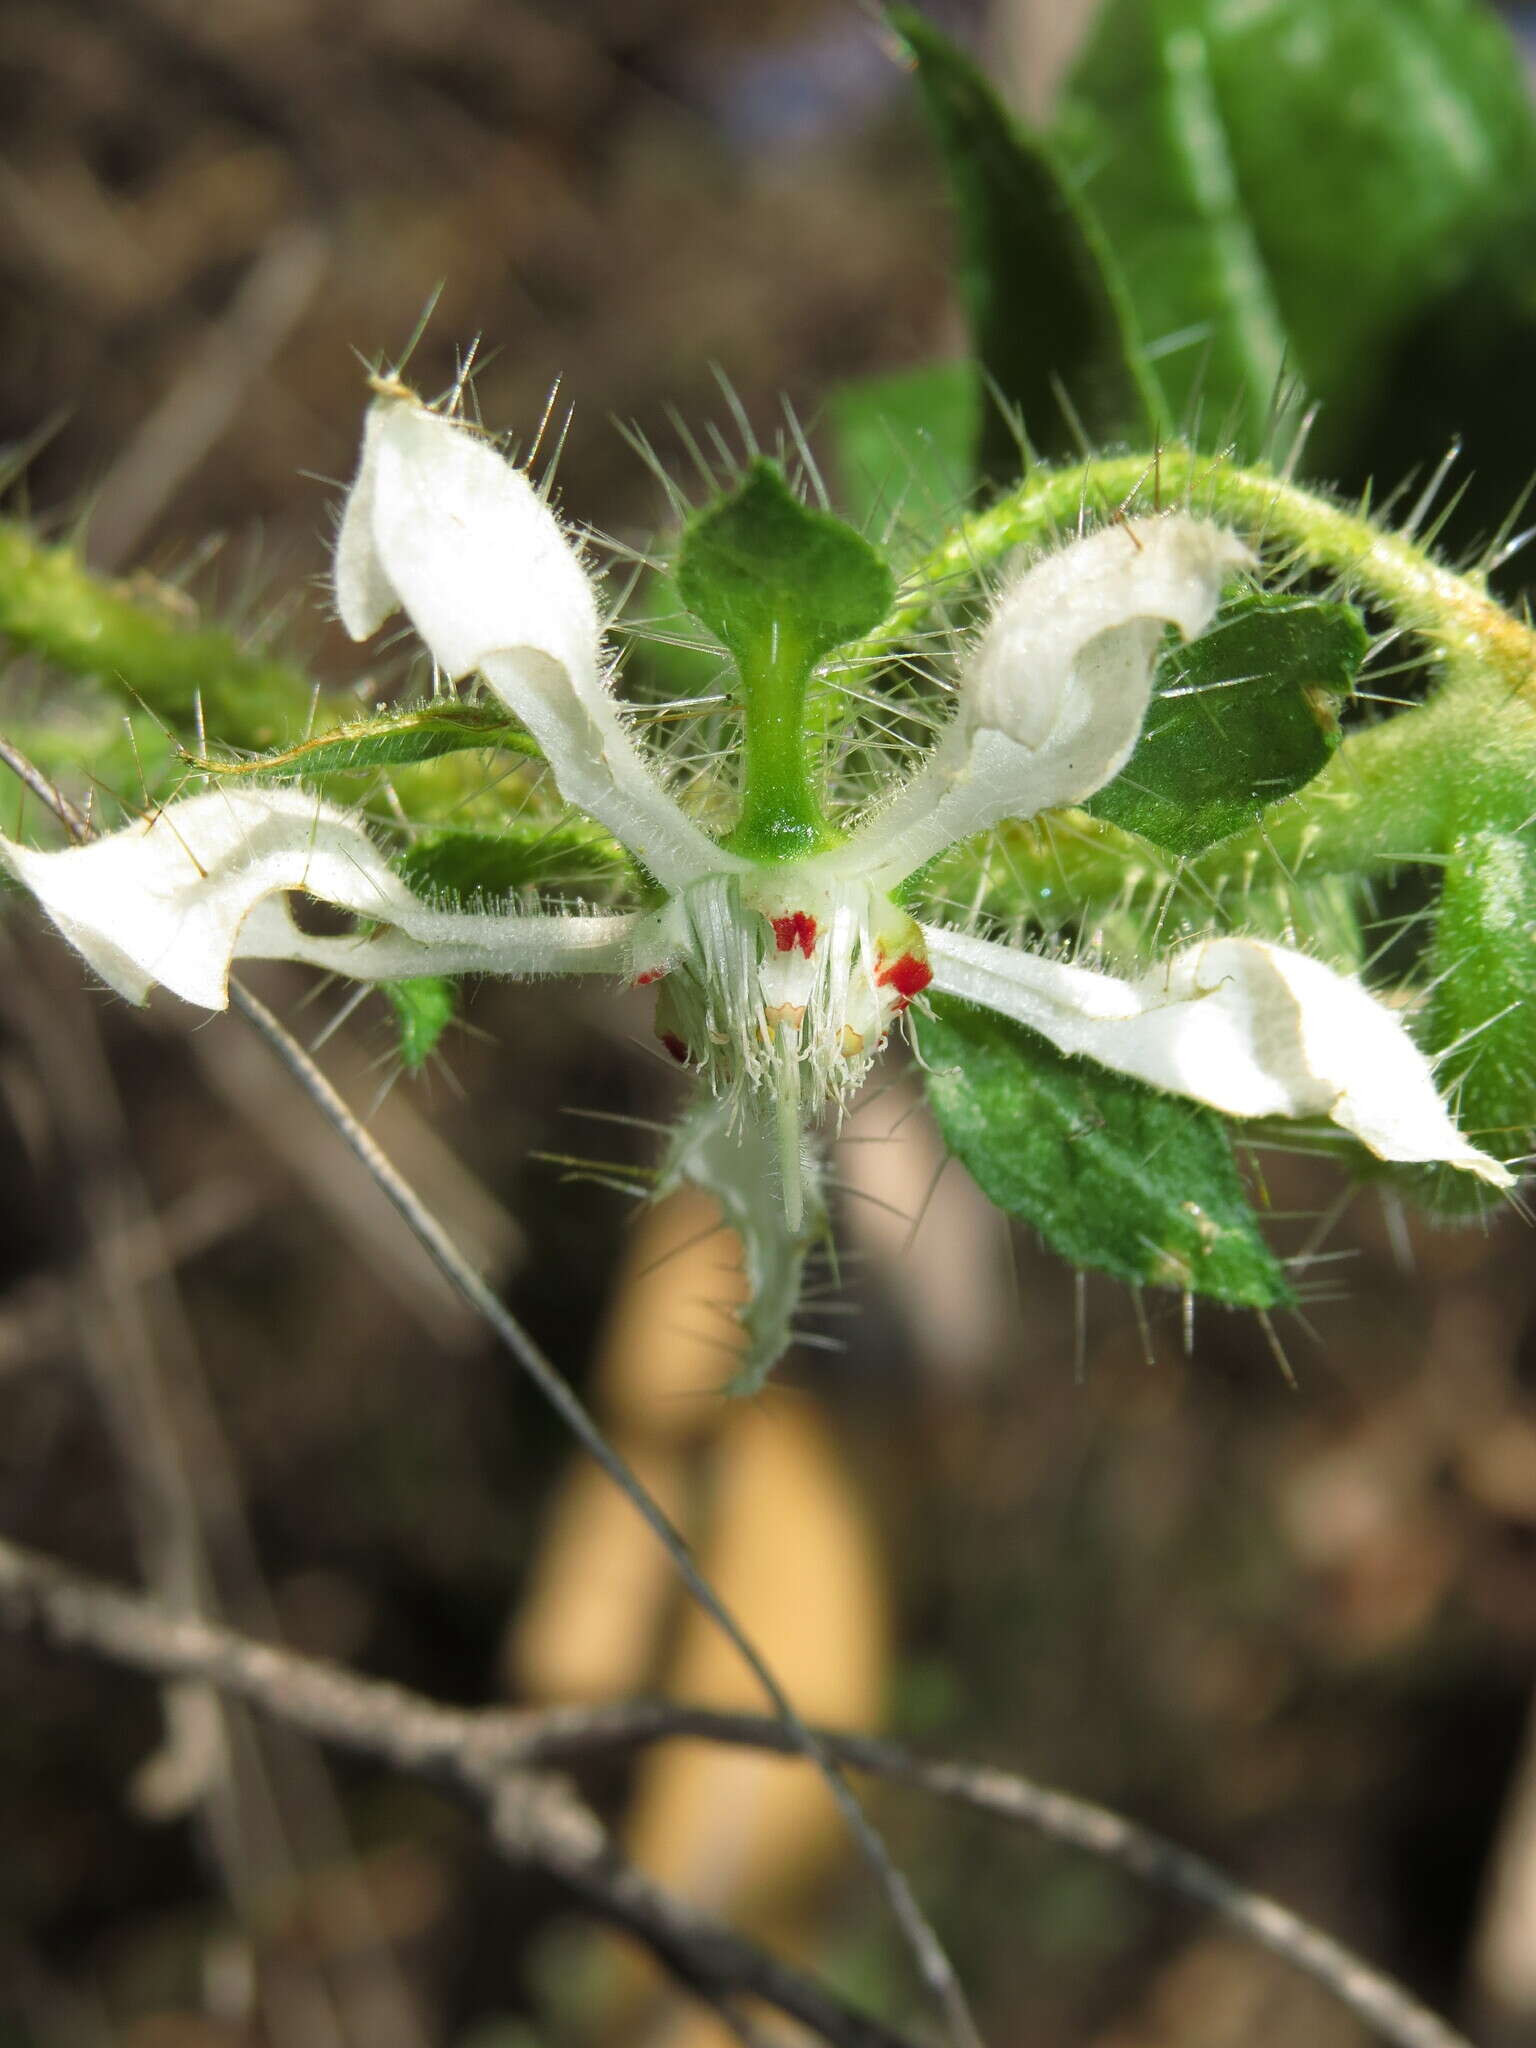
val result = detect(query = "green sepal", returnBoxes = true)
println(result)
[889,4,1160,483]
[193,701,539,782]
[676,460,894,861]
[384,976,457,1072]
[1088,591,1364,858]
[657,1091,823,1394]
[921,995,1292,1309]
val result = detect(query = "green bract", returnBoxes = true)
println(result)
[193,701,539,781]
[676,459,894,859]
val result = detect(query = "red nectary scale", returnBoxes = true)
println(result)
[875,951,934,1011]
[770,911,818,958]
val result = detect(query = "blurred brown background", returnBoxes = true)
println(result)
[2,3,1536,2046]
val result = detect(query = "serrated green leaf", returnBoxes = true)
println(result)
[889,4,1159,482]
[1088,592,1365,858]
[194,701,539,781]
[826,360,979,546]
[922,995,1291,1309]
[1417,826,1536,1205]
[396,822,631,905]
[676,459,894,859]
[385,977,457,1072]
[1056,0,1536,464]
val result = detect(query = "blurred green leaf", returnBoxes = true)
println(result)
[922,996,1291,1308]
[385,976,457,1072]
[890,4,1159,482]
[396,822,631,904]
[1056,0,1536,463]
[1088,592,1365,857]
[826,360,979,545]
[195,701,538,781]
[620,567,725,703]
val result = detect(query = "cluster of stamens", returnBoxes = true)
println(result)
[632,872,933,1115]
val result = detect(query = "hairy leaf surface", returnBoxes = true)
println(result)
[923,995,1291,1308]
[1089,592,1365,857]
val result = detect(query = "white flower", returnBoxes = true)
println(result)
[0,388,1510,1376]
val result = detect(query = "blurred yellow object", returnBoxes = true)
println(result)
[507,1187,891,2046]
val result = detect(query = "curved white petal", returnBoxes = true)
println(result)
[922,922,1512,1186]
[826,514,1250,892]
[1,788,637,1009]
[336,389,735,888]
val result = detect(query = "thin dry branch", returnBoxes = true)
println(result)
[0,1531,916,2048]
[0,1528,1476,2048]
[495,1701,1475,2048]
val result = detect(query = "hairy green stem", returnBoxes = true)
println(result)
[0,521,324,746]
[724,622,838,860]
[843,449,1536,913]
[0,524,567,833]
[844,449,1536,691]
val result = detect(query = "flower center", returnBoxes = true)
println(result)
[636,870,932,1112]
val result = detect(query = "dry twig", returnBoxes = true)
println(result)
[0,1531,915,2048]
[0,1529,1476,2048]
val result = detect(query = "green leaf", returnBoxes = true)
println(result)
[194,701,538,782]
[396,823,631,904]
[1056,0,1536,463]
[1088,592,1365,858]
[922,996,1291,1309]
[889,4,1159,482]
[676,459,894,859]
[1419,826,1536,1201]
[825,360,980,546]
[385,977,457,1072]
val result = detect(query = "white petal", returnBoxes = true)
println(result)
[340,391,602,690]
[965,514,1249,752]
[826,514,1250,892]
[336,389,735,889]
[333,401,395,643]
[1,788,637,1010]
[922,922,1512,1186]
